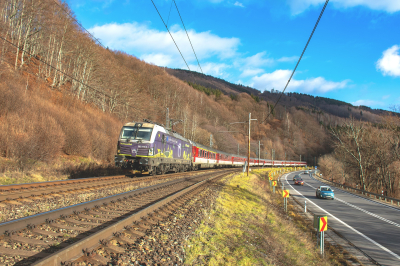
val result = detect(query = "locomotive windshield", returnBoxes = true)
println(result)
[120,126,153,141]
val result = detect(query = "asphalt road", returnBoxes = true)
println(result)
[282,171,400,266]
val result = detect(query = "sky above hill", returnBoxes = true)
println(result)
[65,0,400,111]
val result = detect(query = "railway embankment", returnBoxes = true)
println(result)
[185,169,338,265]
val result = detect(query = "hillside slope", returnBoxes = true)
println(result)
[166,68,394,122]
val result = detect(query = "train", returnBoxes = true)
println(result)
[114,119,307,175]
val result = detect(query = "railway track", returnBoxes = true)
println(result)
[0,169,225,223]
[0,169,224,203]
[0,169,236,265]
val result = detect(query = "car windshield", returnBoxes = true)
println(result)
[120,127,153,141]
[321,187,332,191]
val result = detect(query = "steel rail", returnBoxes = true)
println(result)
[32,170,232,265]
[0,169,223,203]
[0,175,125,192]
[0,170,229,235]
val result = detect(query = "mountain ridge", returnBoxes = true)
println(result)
[166,68,397,121]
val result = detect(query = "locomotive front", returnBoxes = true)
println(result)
[114,121,156,172]
[114,120,192,174]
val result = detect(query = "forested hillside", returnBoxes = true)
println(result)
[0,0,399,197]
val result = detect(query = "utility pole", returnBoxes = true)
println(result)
[248,113,251,177]
[300,155,302,162]
[285,152,286,167]
[166,107,170,129]
[210,134,213,147]
[238,143,239,155]
[247,113,257,176]
[258,141,263,167]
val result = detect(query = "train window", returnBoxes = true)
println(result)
[120,126,153,141]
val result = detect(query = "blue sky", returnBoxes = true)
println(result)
[65,0,400,110]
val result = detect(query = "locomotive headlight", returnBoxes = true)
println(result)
[148,148,154,156]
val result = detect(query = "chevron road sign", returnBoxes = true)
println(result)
[272,181,277,186]
[282,190,289,198]
[319,216,328,232]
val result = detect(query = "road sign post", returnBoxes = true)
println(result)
[269,172,273,187]
[282,190,289,212]
[313,214,327,256]
[272,180,277,193]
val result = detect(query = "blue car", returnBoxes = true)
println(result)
[316,186,335,200]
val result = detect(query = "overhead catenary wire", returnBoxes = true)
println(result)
[150,0,191,71]
[263,0,329,123]
[166,0,174,28]
[0,34,139,111]
[172,0,204,74]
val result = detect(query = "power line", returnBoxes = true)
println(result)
[172,0,203,74]
[166,0,174,28]
[0,34,139,111]
[263,0,329,123]
[150,0,191,71]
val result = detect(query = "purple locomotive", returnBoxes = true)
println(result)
[114,119,192,175]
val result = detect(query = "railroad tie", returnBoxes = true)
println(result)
[64,217,101,226]
[115,234,136,244]
[50,222,89,232]
[0,246,50,258]
[4,200,22,205]
[77,253,109,265]
[125,228,146,238]
[102,240,125,254]
[8,234,56,246]
[17,198,34,203]
[100,207,129,214]
[78,213,112,222]
[87,210,120,218]
[31,228,64,237]
[149,214,164,221]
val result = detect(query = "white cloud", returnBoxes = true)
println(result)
[89,22,240,68]
[251,69,349,93]
[277,56,298,62]
[382,95,391,100]
[288,0,400,15]
[242,52,274,68]
[352,99,383,107]
[240,68,265,77]
[234,1,245,7]
[376,45,400,77]
[189,62,231,77]
[142,53,173,66]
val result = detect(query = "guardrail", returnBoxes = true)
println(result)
[313,173,400,207]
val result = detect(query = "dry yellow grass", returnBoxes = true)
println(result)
[186,168,332,266]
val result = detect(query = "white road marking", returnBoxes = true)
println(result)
[307,174,400,212]
[283,173,400,261]
[303,182,400,228]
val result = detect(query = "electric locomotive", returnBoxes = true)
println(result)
[114,119,192,175]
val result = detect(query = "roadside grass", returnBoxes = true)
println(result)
[0,156,125,185]
[186,168,331,266]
